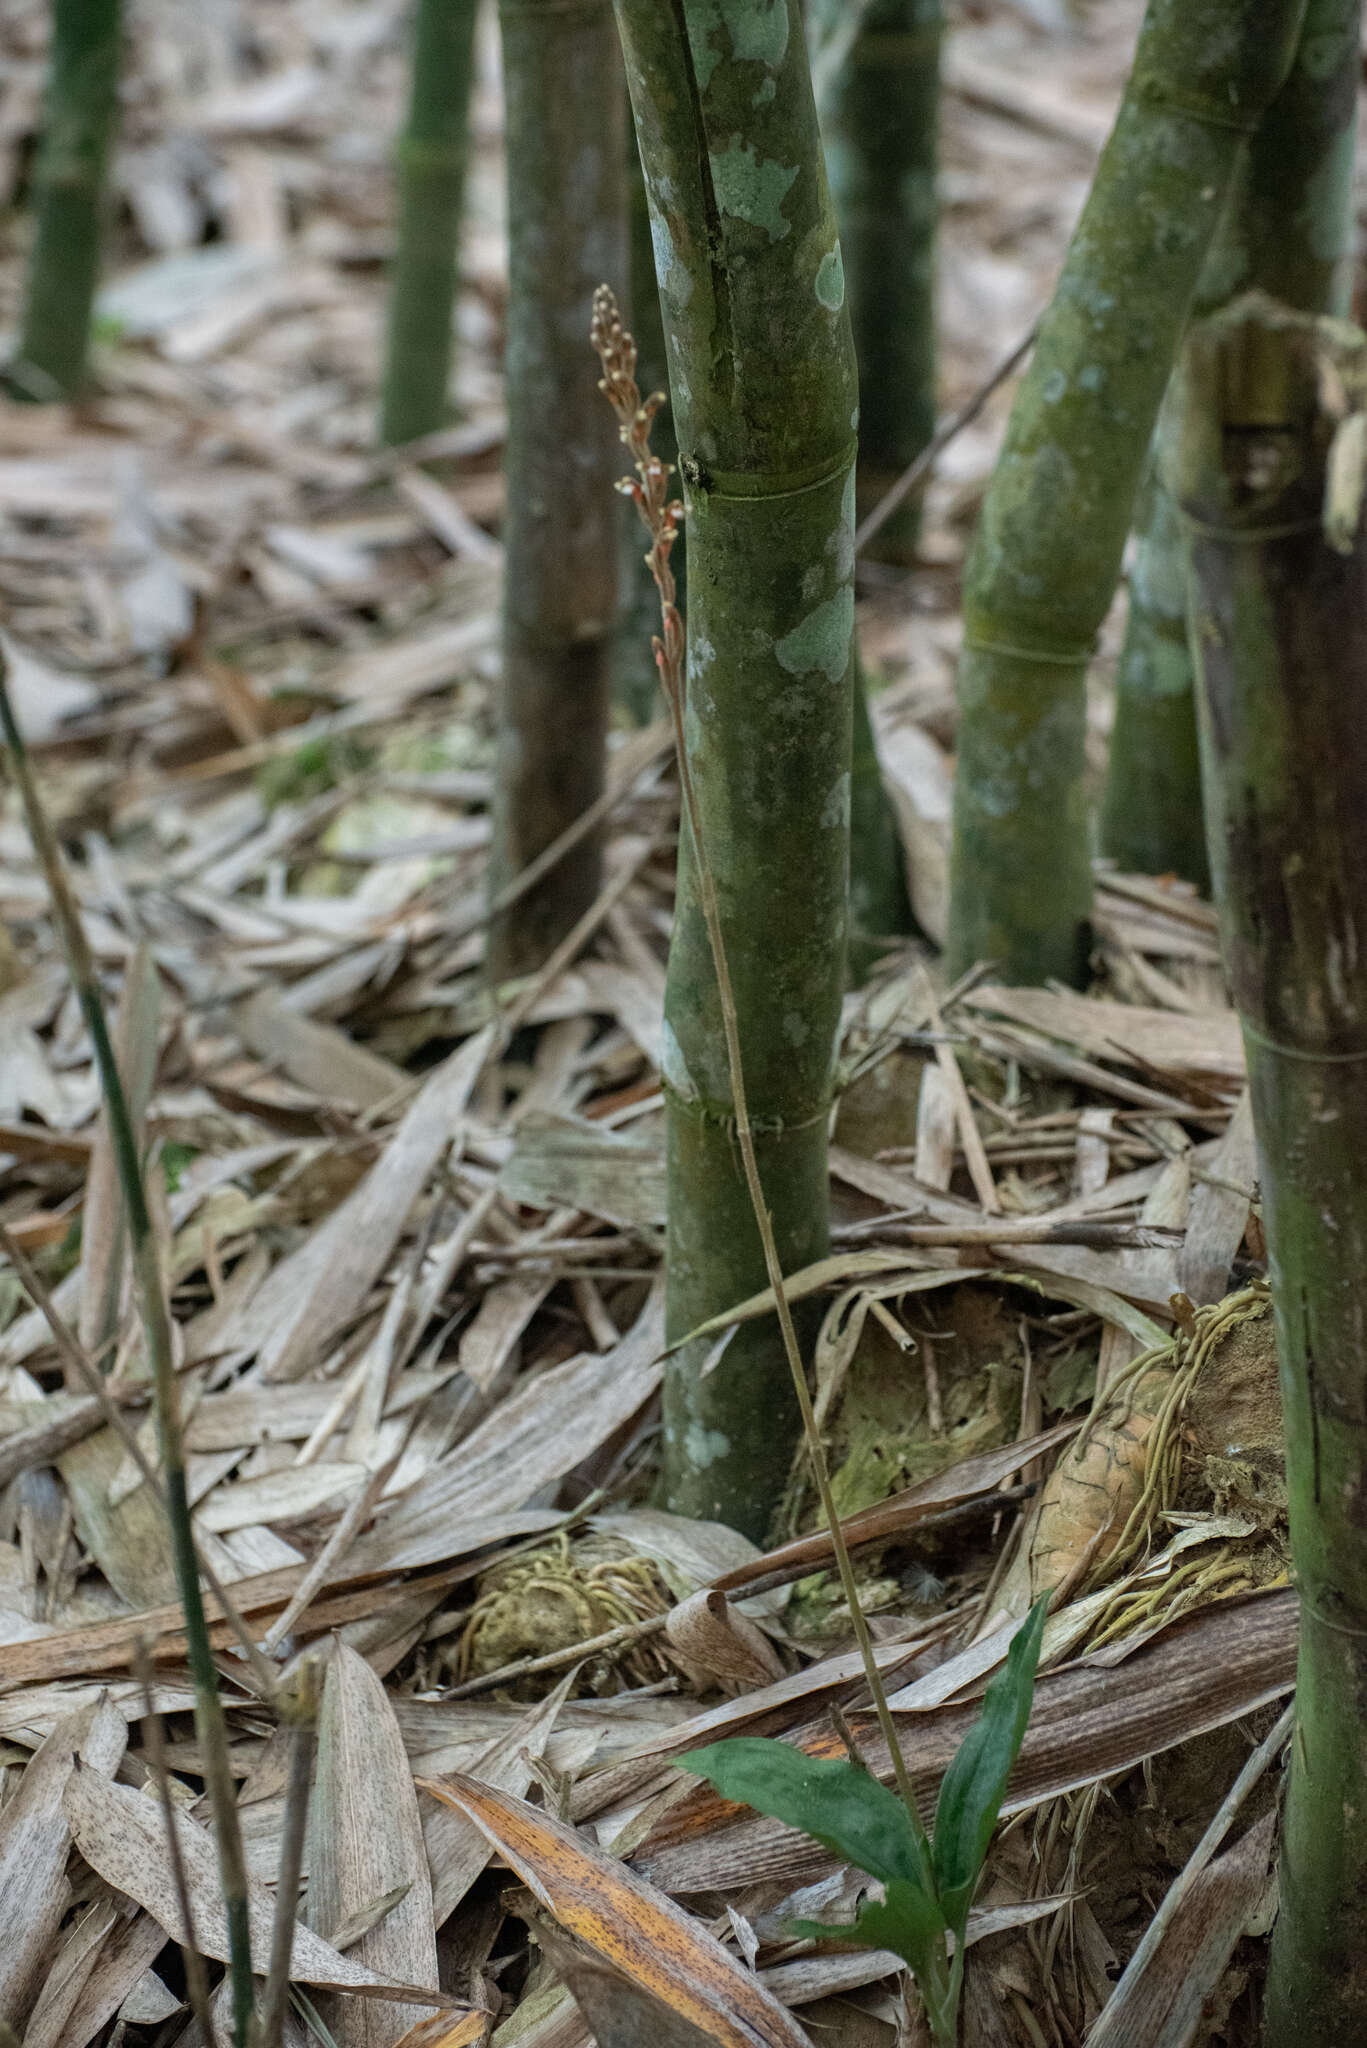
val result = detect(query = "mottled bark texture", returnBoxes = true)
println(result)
[819,0,942,560]
[1175,298,1367,2044]
[1100,0,1360,882]
[11,0,122,402]
[614,0,859,1536]
[944,0,1306,986]
[485,0,625,983]
[379,0,479,446]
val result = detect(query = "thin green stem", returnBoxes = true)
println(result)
[0,672,256,2046]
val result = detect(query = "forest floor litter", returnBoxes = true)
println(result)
[0,0,1346,2043]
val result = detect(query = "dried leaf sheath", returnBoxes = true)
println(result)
[1100,0,1362,881]
[944,0,1307,985]
[1175,298,1367,2042]
[612,0,859,1535]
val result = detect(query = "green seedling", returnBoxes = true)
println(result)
[680,1594,1049,2046]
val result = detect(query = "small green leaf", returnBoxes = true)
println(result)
[794,1877,947,1982]
[930,1594,1049,1935]
[679,1738,930,1888]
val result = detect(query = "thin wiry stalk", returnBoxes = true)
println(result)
[592,286,935,1872]
[135,1642,219,2048]
[0,670,256,2047]
[254,1660,321,2048]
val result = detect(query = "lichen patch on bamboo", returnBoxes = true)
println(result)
[815,245,845,310]
[708,139,799,243]
[774,588,854,682]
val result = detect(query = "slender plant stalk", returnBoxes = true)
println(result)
[1174,296,1367,2043]
[485,0,625,983]
[593,288,949,2029]
[252,1660,321,2048]
[614,110,676,727]
[818,0,942,560]
[849,650,912,978]
[135,1642,219,2048]
[379,0,479,446]
[943,0,1307,986]
[611,0,858,1538]
[1099,0,1361,881]
[0,675,256,2046]
[9,0,122,402]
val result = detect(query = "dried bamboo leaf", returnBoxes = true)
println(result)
[349,1285,664,1574]
[0,1696,125,2030]
[963,986,1244,1082]
[62,1764,454,2008]
[307,1642,441,2046]
[234,1024,495,1382]
[420,1776,812,2048]
[424,1676,574,1930]
[663,1590,786,1693]
[24,1906,167,2048]
[234,986,409,1110]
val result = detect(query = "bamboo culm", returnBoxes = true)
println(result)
[1175,297,1367,2043]
[1099,0,1361,882]
[818,0,942,560]
[943,0,1307,986]
[613,0,858,1537]
[379,0,479,446]
[11,0,122,402]
[485,0,625,983]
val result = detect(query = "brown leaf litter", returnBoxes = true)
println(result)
[0,0,1307,2043]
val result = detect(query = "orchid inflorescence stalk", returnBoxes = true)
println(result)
[591,286,684,709]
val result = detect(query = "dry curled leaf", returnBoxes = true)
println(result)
[419,1774,812,2048]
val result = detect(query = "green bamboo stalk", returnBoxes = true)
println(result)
[613,0,858,1536]
[0,675,256,2046]
[1173,296,1367,2043]
[485,0,625,983]
[817,0,943,560]
[378,0,479,447]
[1100,0,1361,881]
[849,649,912,979]
[943,0,1307,986]
[10,0,122,402]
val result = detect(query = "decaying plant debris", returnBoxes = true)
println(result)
[0,0,1321,2043]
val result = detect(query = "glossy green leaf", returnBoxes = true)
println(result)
[930,1595,1048,1935]
[678,1738,930,1890]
